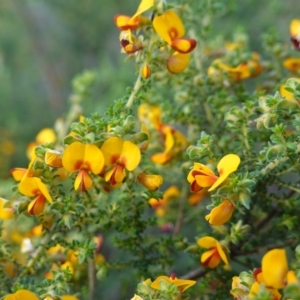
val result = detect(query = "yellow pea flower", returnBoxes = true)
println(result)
[151,125,187,164]
[208,54,262,81]
[153,10,197,54]
[283,57,300,71]
[119,30,143,54]
[290,19,300,50]
[148,185,179,217]
[18,177,53,215]
[248,249,290,299]
[197,236,229,268]
[138,104,163,130]
[62,142,104,191]
[137,172,163,190]
[151,274,196,292]
[114,0,154,31]
[279,78,300,102]
[27,128,56,160]
[101,137,141,186]
[11,152,39,182]
[187,154,240,193]
[205,200,235,226]
[4,289,39,300]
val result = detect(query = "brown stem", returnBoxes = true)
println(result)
[88,258,96,300]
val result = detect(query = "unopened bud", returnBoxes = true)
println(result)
[141,64,151,79]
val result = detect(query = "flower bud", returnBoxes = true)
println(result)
[45,149,63,168]
[141,64,151,79]
[138,173,163,190]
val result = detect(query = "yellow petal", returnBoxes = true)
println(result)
[61,296,79,300]
[172,277,196,292]
[0,198,14,220]
[153,10,185,45]
[163,185,180,200]
[4,289,39,300]
[282,58,300,71]
[18,177,52,203]
[197,236,218,249]
[36,128,56,144]
[195,174,217,188]
[248,282,260,299]
[114,15,139,31]
[216,242,229,266]
[167,52,190,74]
[262,249,288,289]
[138,173,163,190]
[120,141,141,171]
[164,126,175,154]
[151,152,172,164]
[83,144,104,174]
[208,154,240,191]
[290,19,300,37]
[151,275,171,290]
[287,270,298,284]
[74,170,93,191]
[171,38,197,53]
[201,249,221,268]
[11,168,27,182]
[62,142,86,172]
[101,137,123,166]
[131,0,154,20]
[205,200,235,226]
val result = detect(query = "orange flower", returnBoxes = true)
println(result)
[187,154,240,193]
[119,30,143,54]
[197,236,229,268]
[151,125,187,164]
[62,142,104,191]
[153,10,196,54]
[248,249,289,299]
[151,274,196,292]
[283,57,300,71]
[208,53,262,81]
[148,185,179,217]
[18,177,53,215]
[114,0,154,31]
[101,137,141,186]
[205,200,235,226]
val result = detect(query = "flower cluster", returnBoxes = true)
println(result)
[114,0,197,74]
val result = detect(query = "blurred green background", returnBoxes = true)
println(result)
[0,0,299,176]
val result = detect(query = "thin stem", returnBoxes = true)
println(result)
[88,258,96,300]
[275,181,300,194]
[173,186,188,237]
[125,75,143,109]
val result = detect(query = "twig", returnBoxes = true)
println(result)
[125,75,143,109]
[88,258,96,300]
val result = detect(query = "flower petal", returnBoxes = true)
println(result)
[290,19,300,37]
[62,142,86,172]
[114,15,139,31]
[197,236,218,249]
[261,249,288,289]
[138,173,163,190]
[195,174,217,188]
[153,10,185,44]
[216,242,229,266]
[101,137,123,166]
[208,154,240,191]
[120,141,141,171]
[131,0,154,20]
[167,52,190,74]
[4,290,39,300]
[171,38,197,53]
[201,249,220,268]
[83,144,104,174]
[205,200,235,226]
[28,195,46,215]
